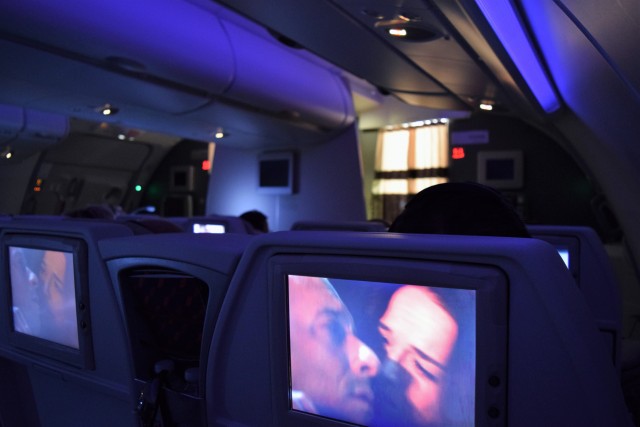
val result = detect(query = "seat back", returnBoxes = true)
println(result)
[0,217,137,427]
[99,232,253,427]
[291,220,388,232]
[205,231,632,427]
[528,225,623,370]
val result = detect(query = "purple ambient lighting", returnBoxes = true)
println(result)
[475,0,561,113]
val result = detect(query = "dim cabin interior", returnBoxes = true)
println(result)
[0,0,640,424]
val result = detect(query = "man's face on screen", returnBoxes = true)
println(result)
[379,286,458,424]
[289,275,380,424]
[39,250,69,323]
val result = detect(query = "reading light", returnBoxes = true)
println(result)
[474,0,560,113]
[214,128,227,139]
[388,28,407,37]
[98,103,119,116]
[480,103,494,111]
[0,146,12,159]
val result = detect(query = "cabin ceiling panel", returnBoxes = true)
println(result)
[431,0,537,116]
[557,0,640,102]
[410,56,497,101]
[521,0,640,189]
[214,0,460,98]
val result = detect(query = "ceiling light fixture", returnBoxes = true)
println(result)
[214,128,227,139]
[98,103,119,116]
[1,146,12,159]
[375,13,441,42]
[388,28,408,37]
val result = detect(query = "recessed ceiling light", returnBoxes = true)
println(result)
[98,103,119,116]
[214,128,227,139]
[388,28,408,37]
[381,24,442,42]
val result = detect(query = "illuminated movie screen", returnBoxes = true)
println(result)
[192,223,226,234]
[287,275,476,427]
[556,247,570,268]
[9,246,79,349]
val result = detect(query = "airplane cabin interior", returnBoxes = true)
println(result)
[1,0,640,426]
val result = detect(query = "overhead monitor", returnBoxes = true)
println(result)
[258,151,295,195]
[477,150,523,189]
[2,234,94,369]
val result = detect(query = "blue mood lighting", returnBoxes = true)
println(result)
[475,0,561,113]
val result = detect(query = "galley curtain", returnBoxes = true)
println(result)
[371,124,449,224]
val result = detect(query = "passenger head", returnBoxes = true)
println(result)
[288,275,380,425]
[64,205,115,219]
[239,210,269,233]
[377,286,459,425]
[389,182,530,237]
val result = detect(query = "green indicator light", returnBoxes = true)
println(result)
[135,185,142,192]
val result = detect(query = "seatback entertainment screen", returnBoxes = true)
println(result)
[9,246,79,349]
[192,223,226,234]
[287,275,476,426]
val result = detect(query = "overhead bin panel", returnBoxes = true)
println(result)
[0,40,213,115]
[0,105,68,161]
[0,0,235,94]
[221,20,355,130]
[0,105,23,144]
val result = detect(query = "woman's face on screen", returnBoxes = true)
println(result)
[379,286,458,424]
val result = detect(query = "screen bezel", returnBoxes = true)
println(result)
[258,151,295,195]
[1,233,94,369]
[268,254,508,427]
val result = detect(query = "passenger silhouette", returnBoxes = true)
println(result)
[240,210,269,233]
[389,182,530,238]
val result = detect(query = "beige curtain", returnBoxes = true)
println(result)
[372,123,449,222]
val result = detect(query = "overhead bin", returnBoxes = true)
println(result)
[220,20,354,130]
[0,0,235,94]
[0,104,24,145]
[0,0,354,134]
[0,104,68,160]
